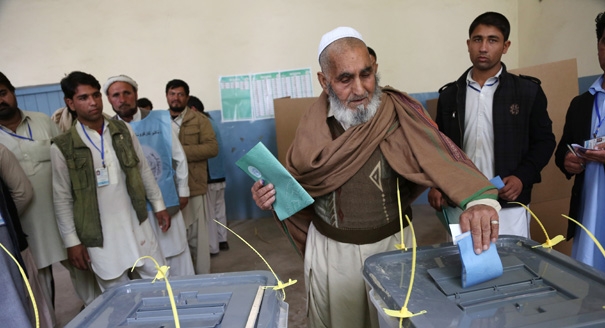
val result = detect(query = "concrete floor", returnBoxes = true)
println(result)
[55,204,447,327]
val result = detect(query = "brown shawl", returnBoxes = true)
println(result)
[281,86,497,257]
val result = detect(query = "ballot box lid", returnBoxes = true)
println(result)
[363,236,605,328]
[66,270,288,328]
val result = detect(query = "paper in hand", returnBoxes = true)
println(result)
[236,142,314,221]
[456,231,503,288]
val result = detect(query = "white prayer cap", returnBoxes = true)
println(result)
[102,74,138,95]
[317,27,364,60]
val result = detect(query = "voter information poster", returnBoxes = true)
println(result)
[220,75,252,121]
[220,68,313,122]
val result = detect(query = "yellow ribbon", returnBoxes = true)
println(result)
[560,214,605,310]
[214,220,297,300]
[0,243,38,328]
[131,256,179,328]
[394,177,407,251]
[383,179,427,327]
[561,214,605,258]
[508,202,565,248]
[383,214,427,327]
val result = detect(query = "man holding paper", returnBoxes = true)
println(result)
[555,11,605,271]
[251,26,501,328]
[430,12,556,238]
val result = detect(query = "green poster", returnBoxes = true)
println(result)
[220,75,252,121]
[220,68,312,121]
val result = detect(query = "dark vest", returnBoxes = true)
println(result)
[310,117,412,244]
[52,120,148,247]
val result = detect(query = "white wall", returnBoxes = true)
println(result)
[1,0,601,113]
[0,0,517,113]
[518,0,605,78]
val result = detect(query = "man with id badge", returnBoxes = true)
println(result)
[0,71,67,325]
[555,11,605,272]
[51,71,171,291]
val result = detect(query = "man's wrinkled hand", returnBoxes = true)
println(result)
[251,180,275,211]
[459,204,499,255]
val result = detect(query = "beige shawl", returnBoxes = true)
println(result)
[282,86,497,256]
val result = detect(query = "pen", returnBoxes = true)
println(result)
[567,144,579,156]
[567,144,585,169]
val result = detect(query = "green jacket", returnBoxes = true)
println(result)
[52,120,148,247]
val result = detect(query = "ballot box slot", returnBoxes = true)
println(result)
[122,292,231,326]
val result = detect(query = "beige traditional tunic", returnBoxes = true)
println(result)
[0,110,67,268]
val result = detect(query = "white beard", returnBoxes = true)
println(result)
[328,80,382,130]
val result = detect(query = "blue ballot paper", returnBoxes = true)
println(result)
[490,175,505,190]
[236,142,314,221]
[456,231,503,288]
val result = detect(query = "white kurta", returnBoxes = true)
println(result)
[51,119,166,280]
[0,110,67,269]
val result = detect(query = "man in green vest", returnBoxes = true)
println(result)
[51,71,171,291]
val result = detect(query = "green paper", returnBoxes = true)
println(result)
[236,142,314,220]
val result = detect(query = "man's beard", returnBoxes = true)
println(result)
[328,75,382,129]
[116,105,137,118]
[170,105,186,113]
[0,102,19,120]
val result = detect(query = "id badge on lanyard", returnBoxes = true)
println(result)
[82,122,110,187]
[96,167,109,187]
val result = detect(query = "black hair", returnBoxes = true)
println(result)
[469,12,510,41]
[596,12,605,40]
[165,79,190,95]
[60,71,101,99]
[187,95,205,112]
[137,97,153,109]
[367,46,377,61]
[0,72,15,92]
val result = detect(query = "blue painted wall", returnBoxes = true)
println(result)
[208,111,277,221]
[15,84,64,117]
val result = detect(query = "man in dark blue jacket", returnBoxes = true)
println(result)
[429,12,556,238]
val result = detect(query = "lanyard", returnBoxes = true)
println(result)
[0,122,33,141]
[594,95,605,138]
[81,122,106,167]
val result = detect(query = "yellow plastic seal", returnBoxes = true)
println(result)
[0,243,39,328]
[382,179,427,327]
[214,220,297,301]
[508,202,564,248]
[131,256,179,328]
